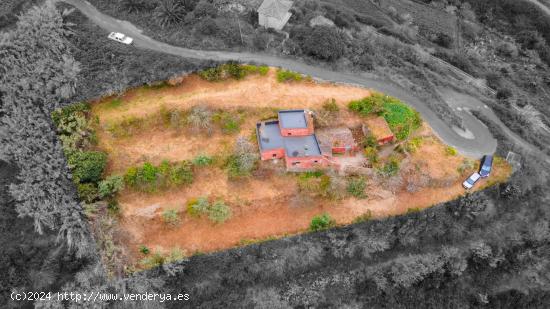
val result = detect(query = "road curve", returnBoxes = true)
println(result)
[62,0,500,158]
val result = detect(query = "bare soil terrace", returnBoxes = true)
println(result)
[90,69,511,267]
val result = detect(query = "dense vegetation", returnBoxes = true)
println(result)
[349,93,422,140]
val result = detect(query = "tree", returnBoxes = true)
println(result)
[154,0,187,27]
[302,26,345,61]
[68,151,107,183]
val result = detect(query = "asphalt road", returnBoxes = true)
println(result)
[61,0,532,159]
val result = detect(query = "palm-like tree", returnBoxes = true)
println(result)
[154,0,187,27]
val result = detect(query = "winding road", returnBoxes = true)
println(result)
[61,0,547,160]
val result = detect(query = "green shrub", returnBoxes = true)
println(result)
[407,207,421,213]
[124,160,193,192]
[51,102,90,127]
[302,26,345,61]
[310,213,336,231]
[445,146,458,156]
[349,93,422,140]
[193,154,213,167]
[139,245,150,255]
[186,197,210,217]
[139,251,165,269]
[98,175,124,198]
[405,137,423,153]
[348,95,384,116]
[169,161,194,186]
[243,64,269,75]
[276,69,303,82]
[380,156,401,177]
[187,105,212,133]
[165,247,186,263]
[107,199,120,215]
[77,183,99,203]
[198,66,223,81]
[213,111,241,134]
[68,151,107,183]
[162,208,181,226]
[364,147,379,164]
[223,62,246,80]
[208,200,232,223]
[347,177,367,198]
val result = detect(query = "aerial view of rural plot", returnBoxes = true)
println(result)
[53,64,510,274]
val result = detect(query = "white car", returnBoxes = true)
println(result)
[462,172,481,189]
[108,32,133,45]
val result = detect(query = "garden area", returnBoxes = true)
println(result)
[53,64,511,276]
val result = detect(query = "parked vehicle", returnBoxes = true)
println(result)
[479,155,493,178]
[108,32,133,45]
[463,172,481,189]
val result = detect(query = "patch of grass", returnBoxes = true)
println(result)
[106,98,123,109]
[161,208,181,227]
[239,235,278,246]
[353,210,373,223]
[347,177,367,198]
[445,146,458,156]
[322,98,340,112]
[405,137,423,153]
[407,207,421,213]
[107,116,144,138]
[364,146,379,164]
[213,111,242,134]
[276,69,303,82]
[192,154,213,167]
[348,93,422,140]
[310,213,336,231]
[208,200,232,223]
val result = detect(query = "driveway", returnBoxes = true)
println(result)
[60,0,543,160]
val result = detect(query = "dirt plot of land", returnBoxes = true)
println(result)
[93,70,370,173]
[91,70,510,265]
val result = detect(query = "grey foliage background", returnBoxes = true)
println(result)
[1,0,550,308]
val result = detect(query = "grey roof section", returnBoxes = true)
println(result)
[284,135,322,157]
[278,110,307,129]
[257,121,284,150]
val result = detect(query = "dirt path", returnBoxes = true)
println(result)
[59,0,514,159]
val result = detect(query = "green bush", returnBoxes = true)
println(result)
[445,146,458,156]
[364,147,379,164]
[68,151,107,183]
[98,175,124,198]
[139,251,165,269]
[223,62,246,80]
[213,111,241,134]
[124,160,193,192]
[405,137,423,153]
[139,245,150,255]
[51,102,90,128]
[77,183,99,203]
[302,26,345,61]
[208,200,232,223]
[186,197,210,217]
[162,208,181,226]
[380,156,401,177]
[243,64,269,75]
[276,69,303,82]
[347,177,367,198]
[349,93,422,140]
[192,154,213,167]
[198,66,223,81]
[348,95,384,116]
[310,213,336,231]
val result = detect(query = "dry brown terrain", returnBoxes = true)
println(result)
[91,69,511,266]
